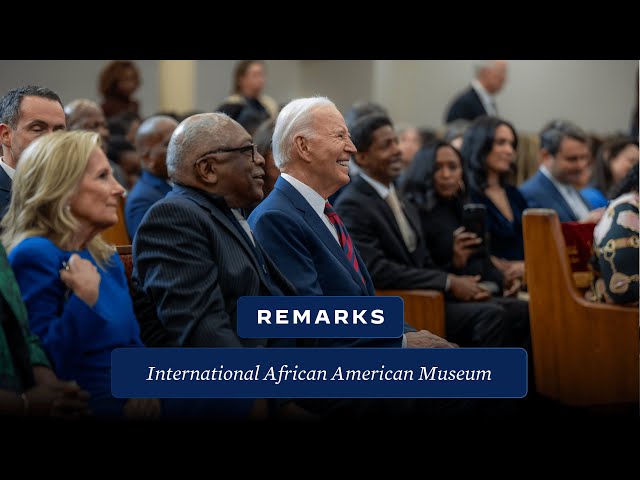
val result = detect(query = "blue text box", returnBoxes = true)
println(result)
[112,348,527,398]
[236,296,404,338]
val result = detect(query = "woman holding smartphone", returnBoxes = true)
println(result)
[400,140,519,296]
[400,140,530,355]
[460,116,529,287]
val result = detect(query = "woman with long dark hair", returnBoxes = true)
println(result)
[401,140,518,296]
[399,140,530,354]
[460,115,528,286]
[582,136,639,208]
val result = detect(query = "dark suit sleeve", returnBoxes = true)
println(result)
[445,89,486,123]
[133,201,243,347]
[445,100,465,123]
[337,196,448,291]
[251,209,324,295]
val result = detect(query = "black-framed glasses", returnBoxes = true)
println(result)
[200,143,258,164]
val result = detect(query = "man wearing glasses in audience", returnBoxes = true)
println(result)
[131,112,312,418]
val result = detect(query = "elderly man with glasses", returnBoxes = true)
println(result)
[132,112,293,348]
[131,112,315,418]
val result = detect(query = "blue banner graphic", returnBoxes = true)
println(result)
[237,296,405,338]
[112,348,527,398]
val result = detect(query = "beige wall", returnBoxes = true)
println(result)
[0,60,160,118]
[298,60,374,113]
[0,60,636,135]
[159,60,195,114]
[372,60,638,134]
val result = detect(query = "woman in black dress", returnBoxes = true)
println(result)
[400,140,530,350]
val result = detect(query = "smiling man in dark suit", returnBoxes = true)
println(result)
[334,113,515,348]
[132,112,298,350]
[444,60,508,124]
[248,96,453,350]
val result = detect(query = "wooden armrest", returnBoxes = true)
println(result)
[376,289,446,338]
[116,245,132,255]
[572,271,593,289]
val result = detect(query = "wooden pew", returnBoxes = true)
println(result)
[523,208,639,407]
[102,195,130,246]
[115,243,447,340]
[376,289,446,338]
[116,245,133,294]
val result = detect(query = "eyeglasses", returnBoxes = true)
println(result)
[200,143,258,164]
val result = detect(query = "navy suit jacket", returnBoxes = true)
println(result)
[132,184,297,348]
[0,167,12,221]
[248,176,407,347]
[519,170,592,222]
[125,170,172,239]
[445,87,487,123]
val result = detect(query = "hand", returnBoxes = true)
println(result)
[249,398,269,419]
[581,208,605,224]
[59,253,101,307]
[491,257,525,284]
[503,278,522,297]
[452,227,482,269]
[25,380,90,417]
[503,260,525,284]
[449,274,490,302]
[123,398,162,419]
[50,390,91,418]
[406,330,458,348]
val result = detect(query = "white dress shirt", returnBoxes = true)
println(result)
[471,78,497,116]
[0,157,16,180]
[231,208,255,246]
[280,173,340,244]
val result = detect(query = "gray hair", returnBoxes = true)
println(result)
[539,119,588,156]
[166,112,235,180]
[472,60,498,78]
[64,99,102,130]
[0,85,63,127]
[272,96,335,169]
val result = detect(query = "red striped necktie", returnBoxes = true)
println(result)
[324,201,365,286]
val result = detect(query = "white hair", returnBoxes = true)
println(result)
[472,60,496,77]
[272,96,335,169]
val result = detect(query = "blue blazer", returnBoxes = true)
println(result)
[445,87,487,123]
[8,237,143,415]
[519,170,592,223]
[0,167,12,221]
[125,170,172,239]
[248,176,405,348]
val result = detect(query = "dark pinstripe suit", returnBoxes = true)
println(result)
[131,184,296,348]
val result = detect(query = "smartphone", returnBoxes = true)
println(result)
[461,204,487,245]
